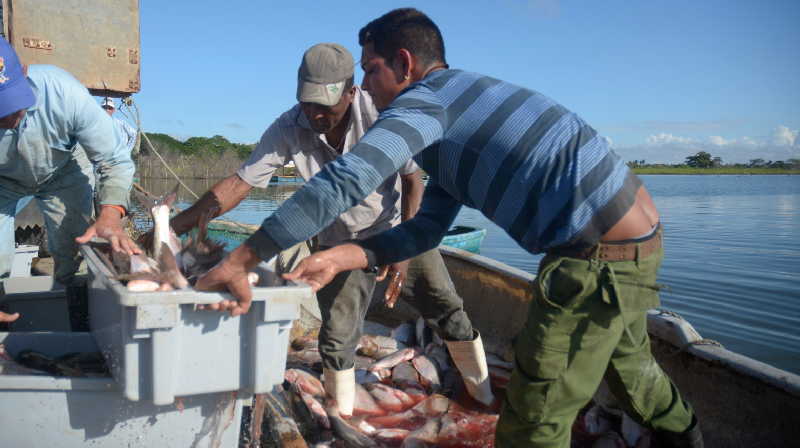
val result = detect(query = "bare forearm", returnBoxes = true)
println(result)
[170,174,252,234]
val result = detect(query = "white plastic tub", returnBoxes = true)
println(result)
[80,245,310,405]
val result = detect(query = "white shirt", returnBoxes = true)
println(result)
[237,87,418,246]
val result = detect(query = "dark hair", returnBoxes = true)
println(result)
[344,76,354,91]
[358,8,446,68]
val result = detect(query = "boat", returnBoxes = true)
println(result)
[207,219,487,253]
[4,236,799,446]
[269,175,304,184]
[274,245,800,447]
[441,225,486,253]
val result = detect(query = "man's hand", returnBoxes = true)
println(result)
[75,206,141,254]
[283,243,369,292]
[376,260,409,308]
[194,244,261,316]
[0,311,20,323]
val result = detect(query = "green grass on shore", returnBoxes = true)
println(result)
[632,167,800,175]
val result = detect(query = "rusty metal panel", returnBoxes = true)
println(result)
[3,0,140,97]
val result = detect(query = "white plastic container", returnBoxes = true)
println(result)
[80,245,310,405]
[0,331,246,448]
[11,244,38,277]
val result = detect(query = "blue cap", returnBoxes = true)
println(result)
[0,37,35,119]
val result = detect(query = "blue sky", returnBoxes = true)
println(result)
[126,0,799,164]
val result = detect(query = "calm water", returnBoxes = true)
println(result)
[158,175,799,374]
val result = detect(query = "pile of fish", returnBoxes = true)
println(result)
[282,318,653,448]
[0,344,109,377]
[94,186,228,292]
[283,318,501,448]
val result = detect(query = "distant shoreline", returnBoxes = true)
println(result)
[632,168,799,175]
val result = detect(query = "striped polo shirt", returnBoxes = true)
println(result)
[246,69,640,266]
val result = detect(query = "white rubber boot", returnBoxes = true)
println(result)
[323,367,355,417]
[445,330,495,406]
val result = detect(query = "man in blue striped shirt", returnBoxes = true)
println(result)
[197,8,701,447]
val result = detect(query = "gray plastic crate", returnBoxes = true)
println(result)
[0,331,246,447]
[80,245,310,405]
[0,276,69,331]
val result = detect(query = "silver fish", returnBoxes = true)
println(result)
[411,354,441,392]
[369,348,421,372]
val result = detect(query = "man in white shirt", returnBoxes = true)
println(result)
[167,43,492,415]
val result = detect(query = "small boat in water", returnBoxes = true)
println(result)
[208,219,488,253]
[269,175,304,184]
[441,225,486,253]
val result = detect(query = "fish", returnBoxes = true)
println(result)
[355,368,385,385]
[373,428,410,445]
[367,394,450,430]
[357,334,403,359]
[423,343,450,373]
[411,354,441,392]
[121,186,189,290]
[392,361,424,391]
[284,368,325,397]
[353,383,387,417]
[369,348,421,372]
[291,384,330,430]
[178,205,226,283]
[0,344,43,375]
[327,405,378,448]
[437,408,499,448]
[400,418,441,447]
[365,383,417,413]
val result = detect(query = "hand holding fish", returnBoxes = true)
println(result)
[75,205,141,255]
[376,261,409,308]
[194,244,260,316]
[283,243,369,292]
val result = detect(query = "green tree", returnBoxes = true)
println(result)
[685,151,714,168]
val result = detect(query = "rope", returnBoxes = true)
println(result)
[122,97,199,200]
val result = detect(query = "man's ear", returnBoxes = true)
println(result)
[392,49,414,82]
[22,64,29,76]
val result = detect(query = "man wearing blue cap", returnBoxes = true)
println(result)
[0,37,138,324]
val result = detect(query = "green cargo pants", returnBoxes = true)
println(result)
[496,243,694,447]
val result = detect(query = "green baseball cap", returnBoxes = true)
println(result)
[296,43,354,107]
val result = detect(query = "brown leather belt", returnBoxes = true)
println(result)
[547,228,662,262]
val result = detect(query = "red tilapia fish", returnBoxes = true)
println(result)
[283,317,645,447]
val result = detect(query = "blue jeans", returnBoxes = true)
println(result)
[0,150,94,285]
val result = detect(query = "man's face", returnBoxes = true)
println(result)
[0,109,25,130]
[360,43,404,111]
[300,87,354,134]
[103,107,115,117]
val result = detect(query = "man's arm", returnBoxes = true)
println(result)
[169,174,253,235]
[360,180,462,267]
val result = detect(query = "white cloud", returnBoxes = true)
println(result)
[771,125,798,147]
[708,135,728,146]
[611,125,800,164]
[645,133,694,145]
